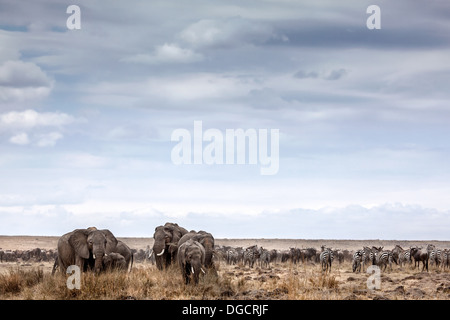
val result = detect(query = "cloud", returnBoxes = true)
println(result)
[0,201,448,239]
[0,109,77,147]
[122,43,203,65]
[0,60,51,87]
[179,16,284,49]
[0,109,75,129]
[293,68,347,80]
[293,70,319,79]
[35,132,63,147]
[9,132,29,145]
[325,68,347,80]
[0,60,53,108]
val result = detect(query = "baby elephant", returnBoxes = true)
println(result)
[177,239,206,285]
[102,252,127,271]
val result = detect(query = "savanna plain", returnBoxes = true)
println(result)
[1,236,450,300]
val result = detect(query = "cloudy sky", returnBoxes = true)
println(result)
[1,0,449,239]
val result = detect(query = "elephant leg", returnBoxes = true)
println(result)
[184,264,191,284]
[165,253,171,268]
[75,256,85,272]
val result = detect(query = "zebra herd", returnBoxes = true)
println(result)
[351,244,450,273]
[215,243,450,274]
[216,244,342,272]
[225,245,274,269]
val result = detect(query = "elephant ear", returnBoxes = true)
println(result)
[68,229,90,259]
[172,228,187,243]
[100,229,118,254]
[177,243,187,263]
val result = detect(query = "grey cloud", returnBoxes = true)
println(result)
[325,68,347,80]
[179,16,285,49]
[0,60,52,87]
[293,69,347,80]
[293,70,319,79]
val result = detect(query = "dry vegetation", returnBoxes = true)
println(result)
[1,258,450,300]
[2,236,450,300]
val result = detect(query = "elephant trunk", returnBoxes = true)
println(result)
[93,249,105,273]
[190,261,204,284]
[153,241,167,270]
[204,250,213,267]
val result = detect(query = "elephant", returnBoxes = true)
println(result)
[152,222,188,270]
[177,230,215,272]
[102,252,127,271]
[177,239,206,285]
[53,227,118,274]
[115,240,134,272]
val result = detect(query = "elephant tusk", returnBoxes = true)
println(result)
[93,254,96,259]
[156,248,165,256]
[104,253,108,257]
[201,267,206,274]
[191,266,195,274]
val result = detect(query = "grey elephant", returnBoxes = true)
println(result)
[177,230,215,272]
[103,252,127,271]
[152,222,188,270]
[177,239,206,285]
[52,227,118,274]
[115,240,134,272]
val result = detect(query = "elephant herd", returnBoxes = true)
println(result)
[52,226,133,275]
[150,222,216,284]
[51,222,215,285]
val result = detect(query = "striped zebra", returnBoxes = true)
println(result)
[352,250,363,273]
[392,245,411,268]
[226,248,239,265]
[442,249,450,270]
[361,246,375,271]
[429,245,443,269]
[374,248,396,272]
[243,245,260,268]
[259,247,270,268]
[320,246,334,272]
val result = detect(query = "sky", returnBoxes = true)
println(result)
[0,0,450,239]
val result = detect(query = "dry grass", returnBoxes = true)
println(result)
[2,259,450,300]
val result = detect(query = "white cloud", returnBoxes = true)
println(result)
[179,17,282,49]
[122,43,203,65]
[0,109,75,129]
[9,132,30,145]
[0,109,78,147]
[35,132,63,147]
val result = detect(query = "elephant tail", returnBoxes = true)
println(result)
[51,255,59,276]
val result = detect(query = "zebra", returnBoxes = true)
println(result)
[361,246,375,271]
[429,246,443,269]
[374,248,396,272]
[226,248,239,265]
[392,245,411,268]
[243,245,260,268]
[259,247,271,268]
[320,245,334,272]
[352,250,363,273]
[442,249,450,270]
